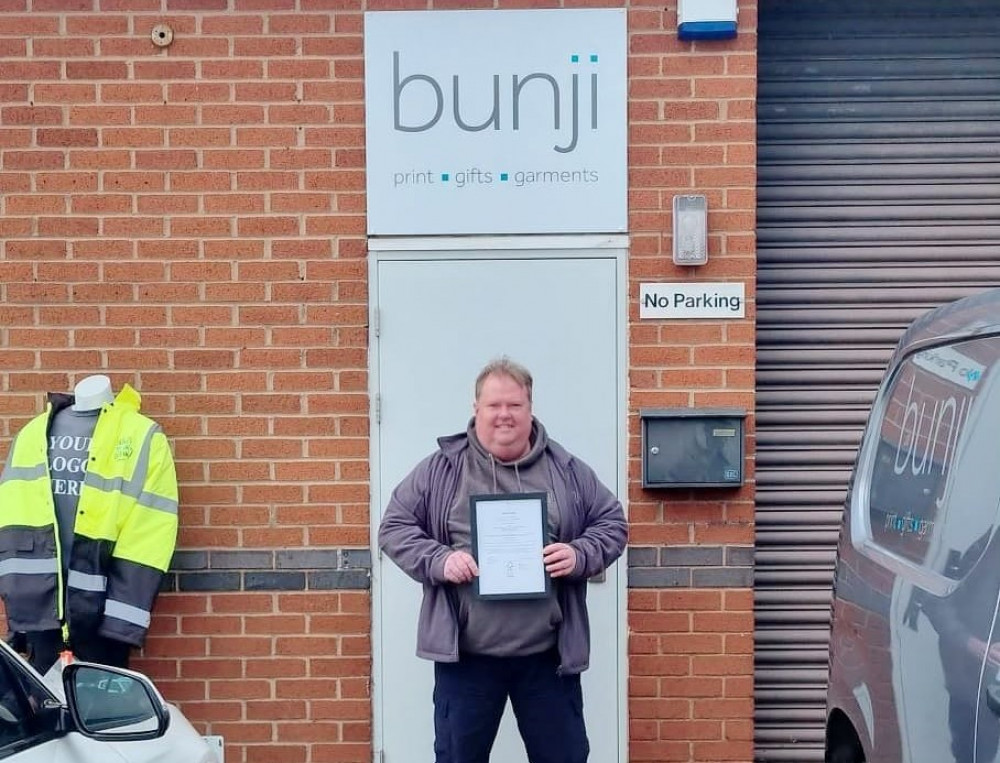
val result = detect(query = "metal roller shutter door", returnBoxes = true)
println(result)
[755,2,1000,760]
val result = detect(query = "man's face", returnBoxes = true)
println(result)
[474,373,533,461]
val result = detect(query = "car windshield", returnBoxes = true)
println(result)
[866,334,1000,579]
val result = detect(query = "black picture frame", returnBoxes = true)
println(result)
[470,492,550,600]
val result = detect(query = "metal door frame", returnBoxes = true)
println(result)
[368,233,629,763]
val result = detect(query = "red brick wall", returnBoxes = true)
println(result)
[627,3,756,761]
[0,2,756,762]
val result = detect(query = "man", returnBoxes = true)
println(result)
[379,357,628,763]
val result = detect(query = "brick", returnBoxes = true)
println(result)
[275,550,340,569]
[628,568,691,588]
[693,654,754,676]
[630,611,691,634]
[6,194,67,214]
[202,106,267,126]
[168,172,231,193]
[200,369,267,390]
[98,83,162,102]
[725,546,754,566]
[9,372,70,391]
[0,172,31,192]
[5,239,67,258]
[167,82,233,103]
[2,106,62,125]
[66,150,129,171]
[0,61,61,80]
[197,56,264,76]
[134,150,198,170]
[271,147,335,169]
[177,572,241,592]
[171,551,209,571]
[627,547,658,567]
[693,611,753,633]
[6,283,69,303]
[234,126,299,146]
[309,527,370,547]
[237,216,301,236]
[102,217,164,236]
[246,572,306,591]
[661,546,724,566]
[174,350,236,370]
[338,549,371,569]
[301,36,364,56]
[36,172,99,193]
[170,216,234,236]
[66,61,127,80]
[132,60,198,80]
[653,591,723,618]
[180,615,243,636]
[242,528,306,548]
[74,328,136,347]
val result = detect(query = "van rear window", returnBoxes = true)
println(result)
[866,336,1000,579]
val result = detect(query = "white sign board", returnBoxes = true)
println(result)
[639,283,746,319]
[364,9,627,235]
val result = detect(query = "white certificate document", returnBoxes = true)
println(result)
[470,492,550,600]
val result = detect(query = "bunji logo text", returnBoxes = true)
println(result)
[391,50,600,153]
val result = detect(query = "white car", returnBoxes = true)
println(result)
[0,638,218,762]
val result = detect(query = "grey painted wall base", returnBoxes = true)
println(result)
[167,546,753,592]
[627,545,753,588]
[165,548,372,592]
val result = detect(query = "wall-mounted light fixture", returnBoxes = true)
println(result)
[672,194,708,266]
[677,0,738,41]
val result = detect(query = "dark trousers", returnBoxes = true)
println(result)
[24,628,131,674]
[433,649,589,763]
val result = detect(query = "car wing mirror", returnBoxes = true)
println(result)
[61,662,170,742]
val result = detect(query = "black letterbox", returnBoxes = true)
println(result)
[640,408,745,488]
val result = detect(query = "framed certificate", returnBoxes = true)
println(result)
[470,492,550,600]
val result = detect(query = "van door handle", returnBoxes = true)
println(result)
[985,683,1000,716]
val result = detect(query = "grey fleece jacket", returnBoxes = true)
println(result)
[378,424,628,674]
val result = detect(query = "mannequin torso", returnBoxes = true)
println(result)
[50,376,113,593]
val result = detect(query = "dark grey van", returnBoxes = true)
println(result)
[827,288,1000,763]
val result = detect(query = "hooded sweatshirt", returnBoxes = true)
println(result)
[378,420,628,674]
[448,419,563,656]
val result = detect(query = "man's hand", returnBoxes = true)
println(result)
[968,636,1000,667]
[443,550,479,584]
[543,543,577,578]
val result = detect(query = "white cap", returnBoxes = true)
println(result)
[73,375,114,411]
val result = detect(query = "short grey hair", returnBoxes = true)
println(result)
[475,356,533,402]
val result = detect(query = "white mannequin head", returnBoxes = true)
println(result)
[73,375,114,412]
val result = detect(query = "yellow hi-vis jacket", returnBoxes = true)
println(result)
[0,384,178,647]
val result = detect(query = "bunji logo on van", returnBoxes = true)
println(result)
[391,50,600,153]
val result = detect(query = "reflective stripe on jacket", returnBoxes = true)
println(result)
[0,384,178,647]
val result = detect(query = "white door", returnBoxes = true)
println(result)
[371,244,625,763]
